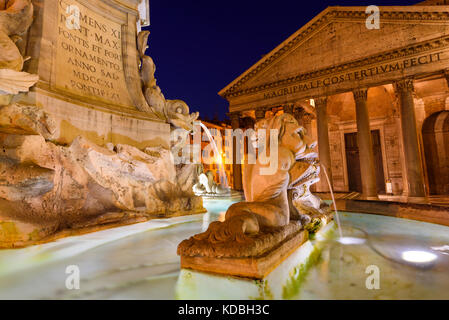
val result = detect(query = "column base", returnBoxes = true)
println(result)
[363,196,379,201]
[378,194,407,202]
[406,196,429,204]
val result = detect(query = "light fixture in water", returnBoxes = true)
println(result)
[401,250,437,263]
[337,237,366,245]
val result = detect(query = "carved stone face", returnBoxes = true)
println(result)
[280,120,307,158]
[255,113,317,161]
[278,114,318,161]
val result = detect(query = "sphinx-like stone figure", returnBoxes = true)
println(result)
[178,114,332,278]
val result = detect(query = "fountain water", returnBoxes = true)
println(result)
[321,164,343,239]
[199,122,229,188]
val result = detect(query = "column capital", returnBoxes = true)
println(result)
[283,103,295,114]
[353,88,369,102]
[292,106,304,125]
[394,78,415,93]
[227,112,241,129]
[227,111,241,120]
[293,106,306,118]
[314,96,328,109]
[255,107,267,120]
[303,113,313,125]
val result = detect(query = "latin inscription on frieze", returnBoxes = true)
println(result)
[263,52,444,99]
[55,0,132,107]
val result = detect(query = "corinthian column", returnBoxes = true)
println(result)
[353,88,378,199]
[315,97,333,191]
[229,112,243,191]
[394,79,426,198]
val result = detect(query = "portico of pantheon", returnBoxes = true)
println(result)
[220,1,449,201]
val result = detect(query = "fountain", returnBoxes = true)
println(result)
[199,122,229,189]
[0,0,448,301]
[178,113,334,279]
[321,164,343,239]
[0,0,205,248]
[192,122,231,197]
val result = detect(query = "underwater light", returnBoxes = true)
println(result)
[337,237,366,245]
[401,250,437,263]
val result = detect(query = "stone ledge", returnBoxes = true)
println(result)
[1,205,207,249]
[178,221,303,259]
[179,227,309,280]
[336,199,449,227]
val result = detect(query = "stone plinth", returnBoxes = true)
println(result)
[179,222,308,279]
[24,0,169,149]
[0,0,205,248]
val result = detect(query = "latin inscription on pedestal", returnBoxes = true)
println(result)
[55,0,133,108]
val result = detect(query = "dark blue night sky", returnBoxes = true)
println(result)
[145,0,418,121]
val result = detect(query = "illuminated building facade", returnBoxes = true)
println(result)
[220,2,449,202]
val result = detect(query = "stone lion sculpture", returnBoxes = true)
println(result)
[178,114,332,258]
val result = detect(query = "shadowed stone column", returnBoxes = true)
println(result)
[444,69,449,88]
[395,79,426,198]
[353,88,378,200]
[293,107,306,126]
[303,113,313,137]
[315,97,333,192]
[255,108,266,121]
[229,112,243,191]
[283,104,294,115]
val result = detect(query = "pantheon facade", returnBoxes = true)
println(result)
[220,1,449,201]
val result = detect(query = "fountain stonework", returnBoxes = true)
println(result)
[178,114,334,279]
[0,0,205,248]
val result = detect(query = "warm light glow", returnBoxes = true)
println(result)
[402,250,437,263]
[215,155,223,164]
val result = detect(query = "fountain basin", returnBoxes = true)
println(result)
[176,222,335,299]
[0,198,448,300]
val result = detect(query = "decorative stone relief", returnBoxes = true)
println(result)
[138,31,199,131]
[0,2,206,247]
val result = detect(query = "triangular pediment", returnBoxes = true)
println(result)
[219,5,449,98]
